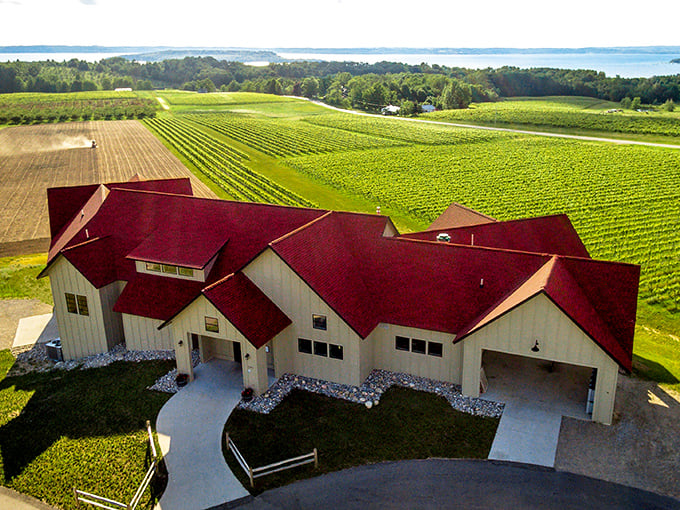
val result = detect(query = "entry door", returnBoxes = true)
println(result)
[233,342,242,364]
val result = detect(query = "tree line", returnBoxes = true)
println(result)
[2,57,680,112]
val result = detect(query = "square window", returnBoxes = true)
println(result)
[329,344,343,360]
[162,264,177,274]
[411,338,426,354]
[395,336,410,351]
[298,338,312,354]
[65,293,78,314]
[76,295,89,316]
[428,341,443,357]
[312,314,327,330]
[314,341,328,357]
[205,316,219,333]
[145,262,162,272]
[178,267,194,277]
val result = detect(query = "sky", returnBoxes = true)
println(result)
[1,0,680,49]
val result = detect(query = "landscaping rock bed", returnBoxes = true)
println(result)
[147,350,201,393]
[8,342,177,376]
[238,369,504,418]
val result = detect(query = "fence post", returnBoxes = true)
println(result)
[248,466,254,488]
[73,487,80,507]
[313,448,318,469]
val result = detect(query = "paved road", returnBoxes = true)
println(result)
[302,98,680,150]
[235,459,680,510]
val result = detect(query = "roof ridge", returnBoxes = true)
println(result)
[269,210,333,245]
[387,235,553,259]
[61,234,111,252]
[418,213,571,235]
[202,272,236,292]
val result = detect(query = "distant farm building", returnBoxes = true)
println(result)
[421,104,436,113]
[381,105,400,115]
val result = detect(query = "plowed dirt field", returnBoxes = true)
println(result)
[0,120,215,256]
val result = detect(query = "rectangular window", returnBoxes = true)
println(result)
[411,338,426,354]
[329,344,344,360]
[145,262,162,272]
[76,295,89,316]
[298,338,312,354]
[314,341,328,357]
[65,293,78,314]
[312,314,327,330]
[205,316,219,333]
[162,264,178,274]
[178,267,194,277]
[428,341,443,357]
[395,335,410,351]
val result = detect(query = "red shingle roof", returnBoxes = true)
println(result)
[427,202,496,230]
[403,214,590,258]
[203,273,291,348]
[44,178,639,369]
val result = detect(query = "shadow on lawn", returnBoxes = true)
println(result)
[632,354,679,385]
[0,358,174,482]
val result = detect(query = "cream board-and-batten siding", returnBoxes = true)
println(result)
[122,314,173,351]
[244,248,364,387]
[170,295,268,394]
[48,257,124,359]
[461,293,619,424]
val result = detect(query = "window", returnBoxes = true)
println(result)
[298,338,312,354]
[312,314,327,330]
[146,262,162,272]
[65,293,78,314]
[411,339,426,354]
[395,336,410,351]
[314,341,328,357]
[428,341,443,357]
[65,293,89,316]
[162,264,177,274]
[178,267,194,277]
[329,344,344,360]
[205,316,219,333]
[76,295,89,316]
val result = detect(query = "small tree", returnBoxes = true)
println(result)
[620,97,632,109]
[631,97,641,110]
[663,99,675,112]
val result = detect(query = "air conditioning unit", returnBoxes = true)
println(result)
[45,339,63,362]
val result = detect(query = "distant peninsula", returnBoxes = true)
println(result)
[671,58,680,64]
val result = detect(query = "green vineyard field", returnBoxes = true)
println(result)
[143,116,315,208]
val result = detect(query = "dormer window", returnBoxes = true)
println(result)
[178,267,194,277]
[146,262,162,272]
[162,264,178,274]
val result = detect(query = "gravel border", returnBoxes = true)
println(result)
[237,369,504,418]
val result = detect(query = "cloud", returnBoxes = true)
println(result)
[79,0,96,4]
[0,0,22,4]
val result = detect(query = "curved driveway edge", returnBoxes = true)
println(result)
[236,459,680,510]
[156,360,250,510]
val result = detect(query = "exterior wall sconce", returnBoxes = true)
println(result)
[244,353,251,360]
[531,340,540,352]
[178,340,184,347]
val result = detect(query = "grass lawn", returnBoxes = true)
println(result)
[0,350,174,509]
[223,386,499,494]
[0,254,51,305]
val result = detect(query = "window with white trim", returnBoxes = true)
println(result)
[205,316,219,333]
[395,336,443,357]
[65,292,89,316]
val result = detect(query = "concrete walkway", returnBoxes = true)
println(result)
[0,486,58,510]
[156,360,251,510]
[482,351,591,467]
[11,313,58,354]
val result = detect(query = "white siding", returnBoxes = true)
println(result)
[122,313,173,351]
[369,323,461,384]
[461,293,620,425]
[244,248,364,386]
[47,257,111,359]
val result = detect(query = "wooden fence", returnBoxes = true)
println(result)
[225,432,318,488]
[74,420,158,510]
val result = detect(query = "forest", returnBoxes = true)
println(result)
[1,56,679,111]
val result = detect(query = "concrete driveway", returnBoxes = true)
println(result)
[156,360,251,510]
[481,351,592,467]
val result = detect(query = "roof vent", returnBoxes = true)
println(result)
[471,234,475,246]
[436,233,451,243]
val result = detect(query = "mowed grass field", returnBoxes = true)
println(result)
[0,120,215,256]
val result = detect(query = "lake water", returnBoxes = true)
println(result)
[280,52,680,78]
[2,50,679,78]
